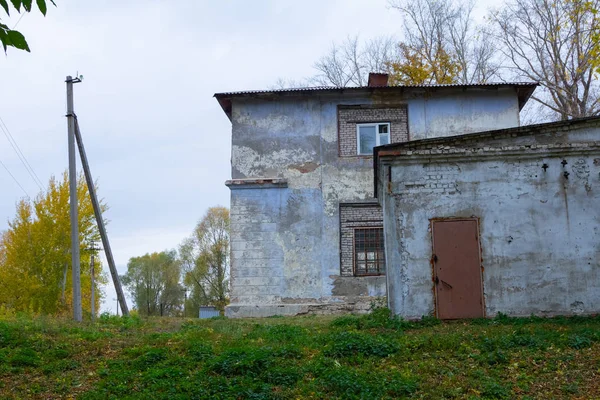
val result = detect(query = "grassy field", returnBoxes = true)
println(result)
[0,309,599,399]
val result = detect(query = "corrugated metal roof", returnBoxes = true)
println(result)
[214,82,538,120]
[214,82,537,97]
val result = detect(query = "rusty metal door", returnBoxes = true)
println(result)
[432,219,484,319]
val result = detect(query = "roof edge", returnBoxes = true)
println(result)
[214,82,538,120]
[373,115,600,197]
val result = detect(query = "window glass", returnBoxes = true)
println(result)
[378,123,390,145]
[354,227,386,276]
[358,125,376,154]
[379,134,390,145]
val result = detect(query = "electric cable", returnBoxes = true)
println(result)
[0,155,30,198]
[0,115,44,190]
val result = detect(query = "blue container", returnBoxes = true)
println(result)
[199,306,221,319]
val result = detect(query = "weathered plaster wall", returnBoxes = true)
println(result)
[227,87,523,317]
[379,126,600,318]
[228,96,393,316]
[407,88,520,140]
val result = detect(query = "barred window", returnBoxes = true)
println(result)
[354,227,386,276]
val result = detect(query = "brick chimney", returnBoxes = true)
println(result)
[368,72,389,87]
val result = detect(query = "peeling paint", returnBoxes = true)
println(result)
[232,145,315,178]
[226,89,526,318]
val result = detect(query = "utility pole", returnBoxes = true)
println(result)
[65,73,129,317]
[182,288,188,318]
[86,241,102,321]
[66,75,82,322]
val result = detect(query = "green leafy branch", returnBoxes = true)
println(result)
[0,0,56,53]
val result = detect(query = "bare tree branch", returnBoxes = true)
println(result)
[488,0,600,120]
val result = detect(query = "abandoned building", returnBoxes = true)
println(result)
[215,73,540,318]
[375,117,600,319]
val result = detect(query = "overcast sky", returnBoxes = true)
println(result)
[0,0,499,314]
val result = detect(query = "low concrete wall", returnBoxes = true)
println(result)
[378,122,600,318]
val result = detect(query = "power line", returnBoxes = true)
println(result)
[13,13,25,29]
[0,115,44,190]
[0,155,30,198]
[0,115,44,189]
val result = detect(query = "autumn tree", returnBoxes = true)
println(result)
[0,0,55,53]
[488,0,600,120]
[388,43,461,85]
[0,172,106,315]
[179,206,230,314]
[388,0,498,85]
[283,0,497,88]
[121,250,183,317]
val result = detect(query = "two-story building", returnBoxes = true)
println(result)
[215,73,537,317]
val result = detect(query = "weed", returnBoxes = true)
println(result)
[562,382,579,394]
[481,380,512,399]
[186,342,213,361]
[324,331,399,358]
[10,347,40,367]
[208,348,273,377]
[135,348,169,369]
[568,334,592,349]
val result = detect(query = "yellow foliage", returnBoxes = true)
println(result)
[0,171,107,317]
[387,43,461,85]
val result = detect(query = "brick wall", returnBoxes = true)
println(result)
[338,105,408,157]
[339,203,384,276]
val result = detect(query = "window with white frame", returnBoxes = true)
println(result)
[356,123,390,155]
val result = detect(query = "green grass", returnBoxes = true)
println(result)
[0,310,599,399]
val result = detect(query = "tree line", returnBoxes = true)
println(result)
[0,171,230,318]
[277,0,600,122]
[121,206,230,318]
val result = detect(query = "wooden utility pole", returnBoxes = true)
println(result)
[66,75,82,322]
